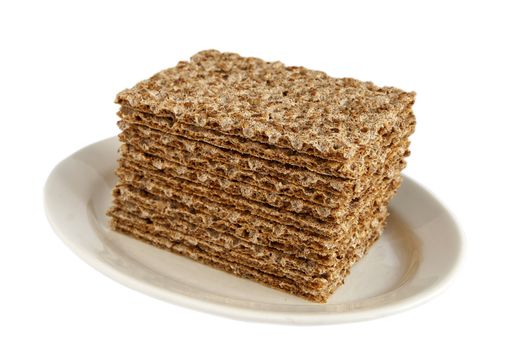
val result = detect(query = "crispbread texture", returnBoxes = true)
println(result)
[113,183,340,252]
[118,107,415,179]
[118,123,410,207]
[117,147,404,222]
[116,160,402,234]
[116,50,415,163]
[109,50,417,303]
[111,183,389,266]
[108,201,385,278]
[119,140,406,212]
[109,207,385,303]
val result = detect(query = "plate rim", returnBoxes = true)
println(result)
[44,136,464,324]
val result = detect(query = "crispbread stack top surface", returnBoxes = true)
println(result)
[116,50,415,161]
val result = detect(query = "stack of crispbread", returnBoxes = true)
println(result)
[107,50,416,302]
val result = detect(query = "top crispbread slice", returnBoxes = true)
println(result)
[116,50,415,162]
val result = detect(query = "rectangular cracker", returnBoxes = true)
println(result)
[115,50,415,164]
[117,147,403,223]
[109,50,416,302]
[110,210,384,302]
[116,159,402,234]
[118,107,414,179]
[118,123,410,207]
[108,204,380,278]
[119,121,351,194]
[111,184,388,266]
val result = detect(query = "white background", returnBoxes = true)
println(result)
[1,1,522,348]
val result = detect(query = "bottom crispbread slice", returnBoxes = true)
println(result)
[109,211,384,303]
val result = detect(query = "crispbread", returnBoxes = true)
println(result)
[119,125,410,207]
[118,148,404,222]
[116,160,402,233]
[112,219,329,301]
[119,107,415,179]
[110,209,384,302]
[111,184,389,265]
[108,50,417,302]
[108,204,382,277]
[120,146,401,221]
[118,122,350,194]
[113,183,340,251]
[116,50,415,163]
[116,135,405,221]
[109,207,334,280]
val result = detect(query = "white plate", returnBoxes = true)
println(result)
[44,137,463,324]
